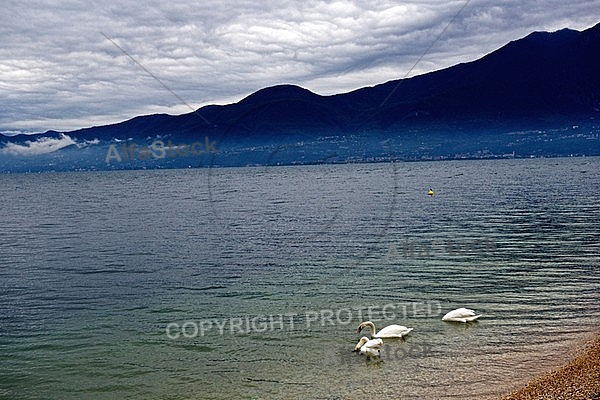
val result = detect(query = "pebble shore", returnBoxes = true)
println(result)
[502,334,600,400]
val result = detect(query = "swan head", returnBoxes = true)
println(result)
[356,321,375,334]
[353,336,370,351]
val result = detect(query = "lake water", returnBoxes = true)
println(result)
[1,157,599,399]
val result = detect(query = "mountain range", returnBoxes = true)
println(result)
[1,22,599,172]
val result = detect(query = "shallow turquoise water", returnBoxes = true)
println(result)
[1,157,599,399]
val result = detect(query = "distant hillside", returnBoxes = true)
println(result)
[1,22,599,172]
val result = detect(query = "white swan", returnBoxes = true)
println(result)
[354,336,383,357]
[356,321,413,338]
[442,308,481,322]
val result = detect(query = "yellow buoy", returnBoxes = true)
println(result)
[427,188,434,196]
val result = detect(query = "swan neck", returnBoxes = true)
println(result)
[367,322,377,336]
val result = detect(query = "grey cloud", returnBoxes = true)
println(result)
[1,0,598,133]
[1,133,76,156]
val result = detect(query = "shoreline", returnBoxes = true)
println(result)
[501,332,600,400]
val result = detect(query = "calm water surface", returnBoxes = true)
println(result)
[1,157,599,399]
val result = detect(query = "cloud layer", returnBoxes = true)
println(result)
[0,134,99,156]
[0,134,76,156]
[1,0,598,133]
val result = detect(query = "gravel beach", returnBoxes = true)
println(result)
[501,333,600,400]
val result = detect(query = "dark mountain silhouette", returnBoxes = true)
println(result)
[1,22,599,171]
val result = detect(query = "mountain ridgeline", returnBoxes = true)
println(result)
[2,23,600,172]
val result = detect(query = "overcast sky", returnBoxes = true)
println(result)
[1,0,598,134]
